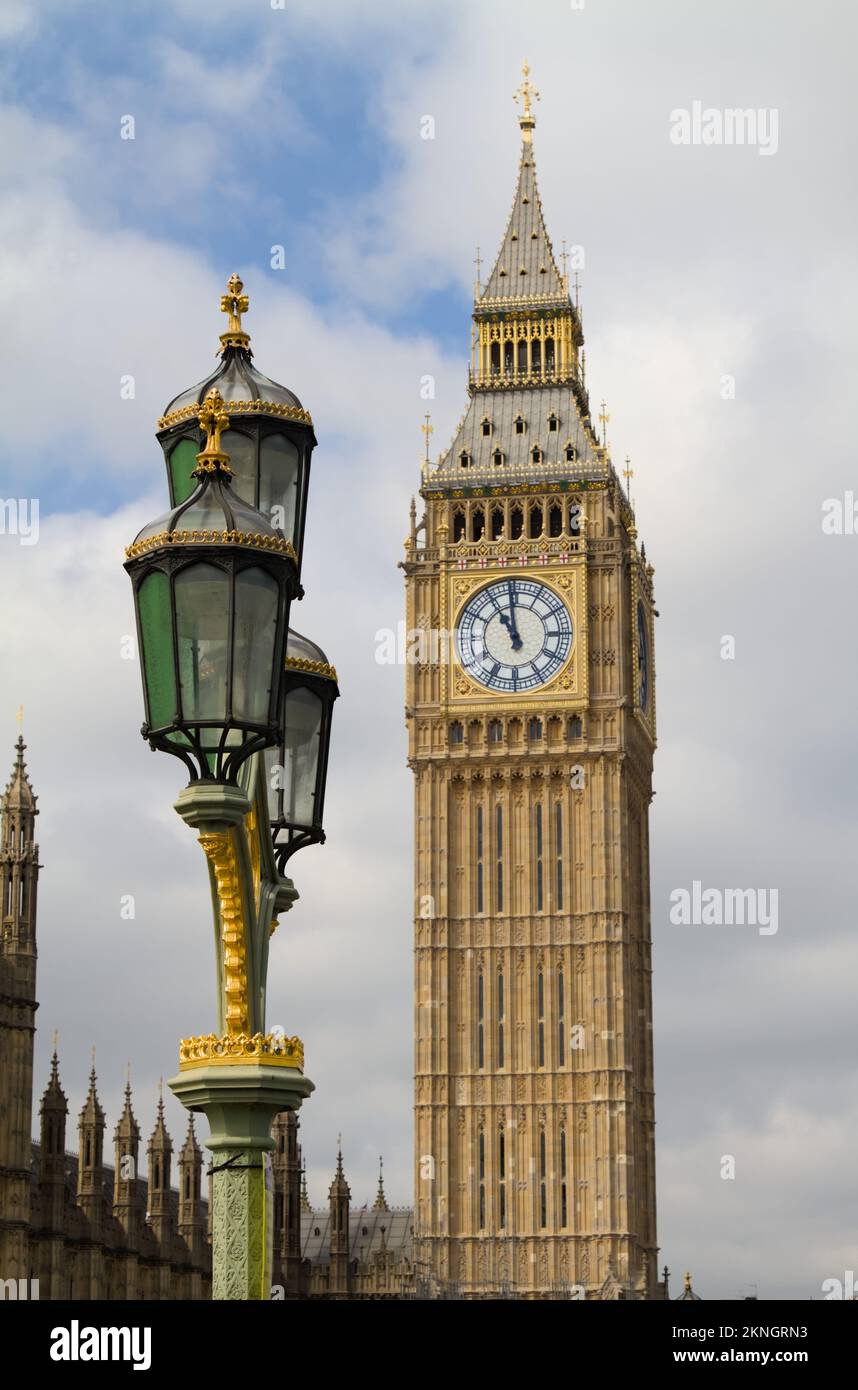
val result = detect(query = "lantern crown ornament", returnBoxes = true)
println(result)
[125,387,299,785]
[156,275,316,580]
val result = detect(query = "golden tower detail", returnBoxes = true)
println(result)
[404,72,658,1299]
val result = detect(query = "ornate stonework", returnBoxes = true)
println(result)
[404,92,658,1300]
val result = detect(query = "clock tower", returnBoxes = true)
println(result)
[403,68,658,1299]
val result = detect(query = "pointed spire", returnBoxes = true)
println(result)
[329,1136,351,1199]
[114,1066,140,1143]
[480,72,565,305]
[149,1079,172,1152]
[40,1036,67,1112]
[79,1052,104,1126]
[181,1112,201,1159]
[300,1162,311,1213]
[372,1155,389,1212]
[2,733,37,813]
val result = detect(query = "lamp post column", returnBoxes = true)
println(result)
[167,772,313,1300]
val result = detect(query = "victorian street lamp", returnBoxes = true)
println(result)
[123,278,337,1301]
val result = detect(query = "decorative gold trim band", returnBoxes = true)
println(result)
[219,331,251,351]
[125,530,298,561]
[158,398,314,432]
[178,1032,304,1071]
[285,655,338,682]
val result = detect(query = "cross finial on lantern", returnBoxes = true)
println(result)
[219,272,251,353]
[194,388,233,476]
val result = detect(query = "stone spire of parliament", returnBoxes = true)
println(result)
[404,65,659,1299]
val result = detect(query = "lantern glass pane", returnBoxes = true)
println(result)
[279,686,322,828]
[233,566,280,722]
[259,434,299,539]
[168,438,199,506]
[175,564,229,721]
[138,570,176,729]
[221,429,256,507]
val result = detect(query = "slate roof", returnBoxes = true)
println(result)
[300,1207,413,1266]
[480,137,566,305]
[428,384,603,491]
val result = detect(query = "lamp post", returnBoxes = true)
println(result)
[124,278,336,1300]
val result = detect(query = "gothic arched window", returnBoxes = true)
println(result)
[472,507,485,542]
[535,804,544,912]
[510,506,524,540]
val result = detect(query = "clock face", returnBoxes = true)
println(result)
[637,600,649,711]
[456,578,573,692]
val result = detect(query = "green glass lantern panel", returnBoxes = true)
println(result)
[169,438,200,506]
[137,570,176,730]
[233,566,279,721]
[221,429,256,507]
[259,434,299,539]
[175,563,229,722]
[280,686,322,827]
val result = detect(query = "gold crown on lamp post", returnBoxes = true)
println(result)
[193,388,233,476]
[178,1031,305,1071]
[219,272,251,352]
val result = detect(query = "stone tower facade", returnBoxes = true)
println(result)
[0,736,40,1284]
[404,78,658,1298]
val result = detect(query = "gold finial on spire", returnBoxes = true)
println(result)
[52,1029,59,1053]
[194,388,233,477]
[598,399,610,449]
[219,272,251,353]
[514,60,540,141]
[623,455,635,507]
[421,413,434,464]
[474,245,482,296]
[15,705,23,730]
[560,239,570,294]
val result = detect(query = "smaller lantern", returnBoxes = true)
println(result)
[125,389,299,783]
[266,630,339,872]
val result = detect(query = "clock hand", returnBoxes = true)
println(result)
[503,581,523,651]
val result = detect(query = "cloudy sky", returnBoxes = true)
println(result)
[1,0,856,1300]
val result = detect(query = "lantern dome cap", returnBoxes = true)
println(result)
[157,274,312,432]
[286,629,338,684]
[127,390,296,562]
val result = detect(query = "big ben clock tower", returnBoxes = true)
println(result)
[403,66,658,1299]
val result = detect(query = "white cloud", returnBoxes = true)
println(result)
[2,0,858,1291]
